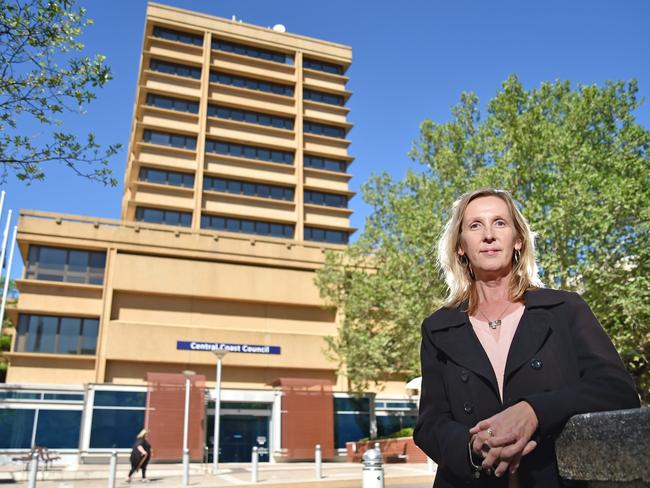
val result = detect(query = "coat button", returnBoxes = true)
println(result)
[460,370,469,383]
[531,358,543,370]
[463,401,474,414]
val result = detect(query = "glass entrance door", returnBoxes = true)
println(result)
[206,401,272,463]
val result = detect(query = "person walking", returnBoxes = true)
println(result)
[126,429,152,483]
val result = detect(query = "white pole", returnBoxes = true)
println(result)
[315,444,322,479]
[108,450,118,488]
[0,209,13,278]
[27,451,38,488]
[0,191,6,230]
[251,446,259,483]
[0,225,17,336]
[181,370,194,486]
[212,351,226,474]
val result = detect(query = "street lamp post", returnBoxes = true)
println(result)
[182,370,196,486]
[212,350,227,473]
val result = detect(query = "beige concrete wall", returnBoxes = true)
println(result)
[6,355,96,384]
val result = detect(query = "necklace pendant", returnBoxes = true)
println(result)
[488,320,501,329]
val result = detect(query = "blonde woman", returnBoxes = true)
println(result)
[413,189,639,487]
[126,429,152,483]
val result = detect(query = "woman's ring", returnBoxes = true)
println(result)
[487,428,495,437]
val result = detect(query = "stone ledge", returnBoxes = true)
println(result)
[556,407,650,487]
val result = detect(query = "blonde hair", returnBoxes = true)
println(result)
[136,429,148,439]
[437,188,543,313]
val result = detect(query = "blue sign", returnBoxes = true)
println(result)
[177,341,281,355]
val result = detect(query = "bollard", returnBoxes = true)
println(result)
[182,447,190,486]
[315,444,322,479]
[27,451,39,488]
[362,447,384,488]
[427,456,436,474]
[107,450,117,488]
[251,446,259,483]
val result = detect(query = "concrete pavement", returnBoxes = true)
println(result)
[0,461,436,487]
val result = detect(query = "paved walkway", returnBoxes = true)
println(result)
[0,461,436,487]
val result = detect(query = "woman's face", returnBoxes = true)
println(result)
[458,196,522,279]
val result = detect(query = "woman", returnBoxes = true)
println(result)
[413,189,639,488]
[126,429,152,483]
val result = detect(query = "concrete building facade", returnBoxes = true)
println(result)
[0,3,417,463]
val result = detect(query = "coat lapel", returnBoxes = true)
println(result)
[426,309,500,398]
[503,308,552,382]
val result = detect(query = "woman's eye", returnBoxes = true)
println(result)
[469,222,480,230]
[495,220,506,227]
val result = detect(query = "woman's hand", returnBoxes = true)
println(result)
[469,401,539,476]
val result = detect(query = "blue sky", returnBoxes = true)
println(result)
[2,0,649,279]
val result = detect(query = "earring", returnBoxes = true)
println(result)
[513,249,521,266]
[458,254,469,266]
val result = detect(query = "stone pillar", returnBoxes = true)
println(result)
[556,407,650,487]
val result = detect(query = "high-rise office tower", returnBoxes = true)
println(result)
[3,4,419,463]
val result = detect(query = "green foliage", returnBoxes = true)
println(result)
[358,427,415,442]
[0,0,121,185]
[316,76,650,403]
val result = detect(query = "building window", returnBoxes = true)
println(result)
[90,391,146,449]
[304,121,347,139]
[142,129,197,150]
[201,214,293,239]
[375,400,418,438]
[304,190,347,208]
[149,58,201,79]
[0,408,82,449]
[207,105,294,130]
[334,397,370,449]
[204,177,294,201]
[135,207,192,227]
[152,26,203,46]
[209,71,294,97]
[25,246,106,284]
[303,57,345,75]
[212,38,293,65]
[139,167,195,188]
[145,93,199,114]
[304,155,348,173]
[303,89,345,106]
[304,227,349,244]
[205,140,293,165]
[15,315,99,355]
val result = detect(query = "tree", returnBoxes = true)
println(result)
[316,76,650,402]
[0,0,121,185]
[0,278,17,383]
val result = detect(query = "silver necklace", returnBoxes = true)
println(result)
[477,302,511,329]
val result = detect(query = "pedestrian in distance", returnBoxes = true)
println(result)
[414,188,640,487]
[126,429,152,483]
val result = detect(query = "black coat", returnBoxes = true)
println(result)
[413,288,640,488]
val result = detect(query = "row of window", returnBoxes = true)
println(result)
[304,57,345,75]
[205,139,294,165]
[139,167,195,188]
[146,93,199,114]
[204,177,294,201]
[210,71,294,97]
[201,215,294,238]
[150,59,201,80]
[304,226,349,244]
[143,129,197,150]
[152,26,203,46]
[303,88,345,106]
[212,39,293,65]
[26,246,106,285]
[149,25,344,76]
[135,207,192,227]
[304,121,347,139]
[137,168,345,206]
[208,105,294,130]
[304,155,348,173]
[15,315,99,355]
[304,190,348,208]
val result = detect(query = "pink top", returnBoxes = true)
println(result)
[469,303,525,401]
[469,303,525,488]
